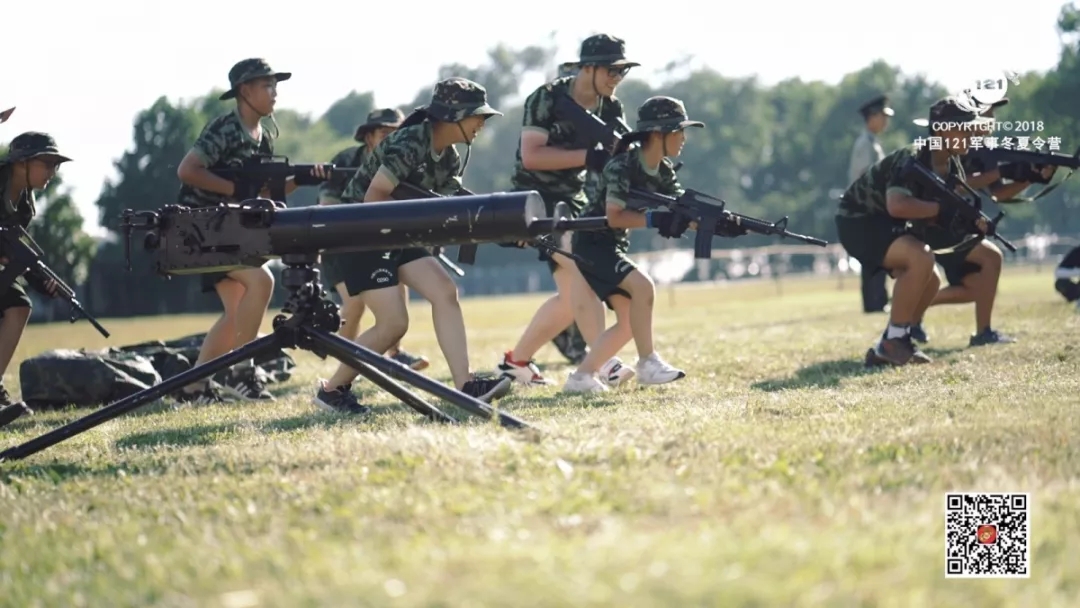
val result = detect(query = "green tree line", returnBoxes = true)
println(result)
[8,5,1080,320]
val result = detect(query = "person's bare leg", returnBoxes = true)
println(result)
[882,236,936,326]
[228,266,274,349]
[0,306,31,379]
[966,243,1003,332]
[575,295,632,374]
[335,282,366,340]
[386,283,410,355]
[912,270,941,324]
[183,279,244,391]
[325,286,409,390]
[508,269,575,362]
[400,257,471,388]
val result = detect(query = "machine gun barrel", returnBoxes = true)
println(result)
[121,191,561,275]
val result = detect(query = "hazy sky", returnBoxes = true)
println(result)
[3,0,1069,236]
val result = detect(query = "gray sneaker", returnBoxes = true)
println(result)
[313,380,370,415]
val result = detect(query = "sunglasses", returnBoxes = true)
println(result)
[606,66,632,79]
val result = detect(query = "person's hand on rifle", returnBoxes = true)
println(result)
[42,277,59,297]
[974,217,990,234]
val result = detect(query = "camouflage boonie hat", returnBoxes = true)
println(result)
[424,77,503,123]
[0,131,72,166]
[566,34,640,68]
[354,108,406,141]
[632,97,705,133]
[219,58,292,101]
[912,96,994,128]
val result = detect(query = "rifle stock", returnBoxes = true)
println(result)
[899,158,1017,253]
[0,225,110,338]
[626,188,829,258]
[553,94,631,151]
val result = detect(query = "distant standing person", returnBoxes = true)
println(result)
[848,94,894,314]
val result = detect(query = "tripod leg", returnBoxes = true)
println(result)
[0,334,283,462]
[310,333,457,424]
[305,328,536,431]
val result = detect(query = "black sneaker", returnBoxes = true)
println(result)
[174,383,234,405]
[0,383,11,407]
[969,328,1017,347]
[216,366,275,401]
[461,375,513,403]
[910,323,929,344]
[0,401,32,429]
[313,381,370,415]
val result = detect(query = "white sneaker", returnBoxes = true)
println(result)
[563,371,608,393]
[496,351,554,386]
[599,357,635,388]
[635,353,686,385]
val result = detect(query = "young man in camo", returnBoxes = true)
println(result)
[837,96,992,367]
[564,97,700,392]
[175,58,327,404]
[496,34,637,389]
[910,98,1055,346]
[318,107,430,372]
[313,77,513,414]
[0,132,65,424]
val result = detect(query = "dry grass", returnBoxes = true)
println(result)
[1,266,1078,607]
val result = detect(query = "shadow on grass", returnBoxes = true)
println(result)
[114,423,239,450]
[751,346,969,392]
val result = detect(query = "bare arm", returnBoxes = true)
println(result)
[177,150,236,197]
[520,130,587,172]
[362,167,398,203]
[965,169,1002,190]
[885,189,941,220]
[989,181,1032,202]
[606,202,647,229]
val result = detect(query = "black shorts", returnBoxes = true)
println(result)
[922,226,981,287]
[573,234,636,310]
[0,283,33,314]
[835,214,909,275]
[336,247,433,297]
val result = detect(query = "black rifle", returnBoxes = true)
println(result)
[965,145,1080,202]
[626,189,828,258]
[391,182,605,268]
[899,157,1017,252]
[2,192,596,463]
[210,154,356,203]
[0,224,110,338]
[553,93,632,153]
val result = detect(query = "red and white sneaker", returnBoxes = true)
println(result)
[496,351,555,386]
[599,357,635,388]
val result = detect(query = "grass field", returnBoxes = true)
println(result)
[1,267,1078,607]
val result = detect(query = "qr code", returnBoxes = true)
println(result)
[945,493,1030,578]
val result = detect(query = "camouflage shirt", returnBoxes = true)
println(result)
[341,122,462,202]
[318,144,367,204]
[581,144,683,251]
[177,109,274,207]
[838,144,966,219]
[510,77,626,211]
[0,166,35,228]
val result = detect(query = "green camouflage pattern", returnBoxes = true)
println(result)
[424,78,502,123]
[341,122,463,201]
[632,96,704,133]
[319,143,367,204]
[582,145,683,250]
[838,145,967,219]
[0,165,36,228]
[18,333,296,410]
[355,108,406,140]
[177,110,275,207]
[220,58,292,101]
[0,131,72,165]
[510,77,627,211]
[570,34,639,67]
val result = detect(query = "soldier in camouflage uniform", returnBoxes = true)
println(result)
[0,132,66,422]
[837,97,994,367]
[313,77,513,414]
[912,97,1054,346]
[495,34,637,389]
[175,58,328,404]
[318,108,430,372]
[563,97,698,392]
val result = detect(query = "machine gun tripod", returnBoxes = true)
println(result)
[0,253,536,464]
